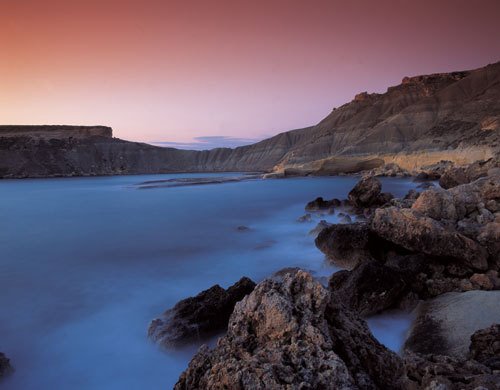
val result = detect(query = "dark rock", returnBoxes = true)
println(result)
[175,270,404,389]
[236,225,250,232]
[315,222,374,269]
[329,261,407,316]
[403,351,499,390]
[305,197,340,212]
[148,277,256,348]
[337,212,353,224]
[0,353,13,379]
[296,213,312,223]
[416,181,435,189]
[469,324,500,369]
[348,176,382,208]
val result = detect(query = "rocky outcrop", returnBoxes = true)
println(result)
[148,277,255,348]
[0,353,13,379]
[404,291,500,360]
[439,158,500,189]
[329,262,407,316]
[469,324,500,369]
[175,270,404,389]
[2,62,500,178]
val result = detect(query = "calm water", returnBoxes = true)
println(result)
[0,173,415,389]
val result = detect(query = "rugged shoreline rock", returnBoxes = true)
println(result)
[148,277,256,348]
[0,353,13,380]
[175,270,405,390]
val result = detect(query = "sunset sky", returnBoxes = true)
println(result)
[1,0,499,147]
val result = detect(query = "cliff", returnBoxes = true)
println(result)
[1,61,499,178]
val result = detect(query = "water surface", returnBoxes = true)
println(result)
[0,173,415,389]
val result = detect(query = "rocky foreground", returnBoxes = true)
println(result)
[150,166,500,389]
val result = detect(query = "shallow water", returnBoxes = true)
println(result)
[0,173,415,389]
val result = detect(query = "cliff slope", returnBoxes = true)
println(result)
[1,61,499,178]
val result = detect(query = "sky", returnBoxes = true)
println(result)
[1,0,499,148]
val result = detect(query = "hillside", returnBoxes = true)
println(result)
[1,61,499,178]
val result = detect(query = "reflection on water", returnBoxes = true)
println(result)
[0,173,415,389]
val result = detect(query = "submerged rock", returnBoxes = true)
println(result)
[404,291,500,360]
[296,213,312,223]
[308,220,332,237]
[148,277,256,348]
[175,270,404,389]
[0,353,13,379]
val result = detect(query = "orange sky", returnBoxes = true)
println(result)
[1,0,499,146]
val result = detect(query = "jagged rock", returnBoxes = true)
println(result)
[329,262,407,316]
[315,223,374,269]
[404,291,500,360]
[348,176,383,208]
[0,353,13,379]
[337,212,353,223]
[469,324,500,369]
[371,207,489,271]
[411,188,458,221]
[175,270,404,389]
[148,277,256,348]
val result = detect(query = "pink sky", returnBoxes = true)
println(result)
[1,0,499,147]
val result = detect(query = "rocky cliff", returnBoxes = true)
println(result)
[1,61,499,178]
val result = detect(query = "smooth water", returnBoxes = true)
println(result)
[0,173,415,389]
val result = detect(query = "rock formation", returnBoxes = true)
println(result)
[175,270,404,390]
[0,352,13,380]
[148,277,255,348]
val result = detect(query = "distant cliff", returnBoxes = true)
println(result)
[1,61,499,178]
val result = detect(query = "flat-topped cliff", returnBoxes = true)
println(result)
[1,61,499,178]
[0,125,112,140]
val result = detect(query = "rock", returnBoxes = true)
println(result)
[403,291,500,360]
[329,261,407,316]
[371,207,489,271]
[315,222,374,269]
[416,181,436,189]
[175,270,404,389]
[0,353,13,380]
[236,225,250,232]
[308,220,332,237]
[305,197,340,212]
[439,159,500,189]
[296,213,312,223]
[477,222,500,262]
[411,188,458,221]
[470,273,494,290]
[403,351,499,390]
[469,324,500,369]
[148,277,256,348]
[348,176,382,208]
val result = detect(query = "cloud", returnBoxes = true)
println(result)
[149,135,263,150]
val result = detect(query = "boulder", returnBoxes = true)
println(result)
[148,277,256,348]
[308,220,332,237]
[371,207,489,271]
[329,261,407,316]
[469,324,500,369]
[348,176,381,208]
[411,188,458,221]
[305,197,340,212]
[439,159,499,189]
[175,270,404,389]
[315,223,374,269]
[403,291,500,360]
[0,353,13,380]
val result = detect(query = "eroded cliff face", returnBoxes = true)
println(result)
[1,62,499,178]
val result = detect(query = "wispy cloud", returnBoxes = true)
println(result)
[149,135,263,150]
